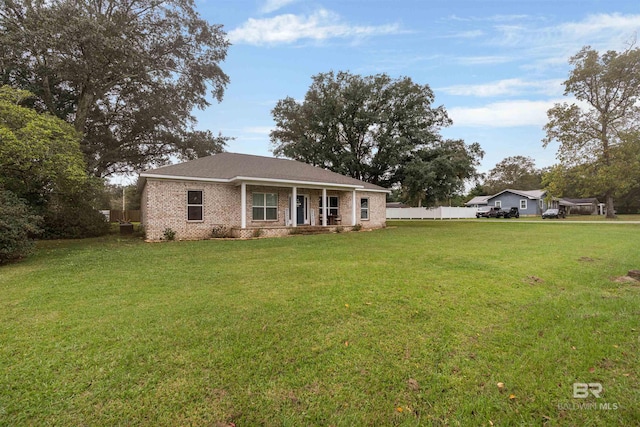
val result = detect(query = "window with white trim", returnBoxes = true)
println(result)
[520,199,527,210]
[360,197,369,220]
[252,193,278,221]
[319,196,339,216]
[495,200,502,208]
[187,190,203,221]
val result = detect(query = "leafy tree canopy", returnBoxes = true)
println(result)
[465,183,487,199]
[270,71,452,187]
[482,155,543,195]
[396,139,484,207]
[0,85,86,207]
[543,133,640,204]
[543,45,640,217]
[1,0,230,176]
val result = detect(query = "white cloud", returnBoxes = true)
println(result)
[260,0,297,14]
[448,99,562,128]
[454,55,513,65]
[440,30,484,39]
[446,14,531,23]
[441,78,565,97]
[555,13,640,43]
[244,126,273,135]
[493,13,640,63]
[447,13,640,72]
[229,9,402,46]
[485,15,531,23]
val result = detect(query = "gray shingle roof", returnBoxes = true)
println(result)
[141,152,388,191]
[488,189,546,200]
[465,195,490,205]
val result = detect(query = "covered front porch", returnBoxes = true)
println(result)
[237,180,363,231]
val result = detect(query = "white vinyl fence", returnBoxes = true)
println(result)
[386,207,479,220]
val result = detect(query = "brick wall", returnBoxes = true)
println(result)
[357,190,387,229]
[141,179,240,240]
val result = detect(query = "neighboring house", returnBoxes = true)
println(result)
[464,195,490,208]
[466,189,603,217]
[140,152,389,240]
[486,189,548,216]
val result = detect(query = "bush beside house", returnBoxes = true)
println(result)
[0,190,42,265]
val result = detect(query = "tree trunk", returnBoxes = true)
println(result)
[41,74,57,116]
[605,192,616,219]
[74,87,94,135]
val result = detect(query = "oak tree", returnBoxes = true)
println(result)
[270,71,452,187]
[1,0,230,176]
[396,139,484,207]
[482,155,543,195]
[543,45,640,218]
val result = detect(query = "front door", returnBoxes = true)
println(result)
[296,195,306,225]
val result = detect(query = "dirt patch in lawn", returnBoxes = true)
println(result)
[611,270,640,285]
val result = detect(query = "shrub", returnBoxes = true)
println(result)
[42,203,110,239]
[0,190,42,264]
[211,225,232,238]
[335,226,344,233]
[133,225,146,239]
[40,179,111,239]
[163,228,176,241]
[352,224,363,231]
[252,228,263,238]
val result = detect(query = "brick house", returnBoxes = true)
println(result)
[140,152,389,240]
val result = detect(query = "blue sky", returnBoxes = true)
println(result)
[192,0,640,176]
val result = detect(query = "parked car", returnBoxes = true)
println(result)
[475,207,492,218]
[542,208,565,219]
[503,207,520,218]
[477,207,505,218]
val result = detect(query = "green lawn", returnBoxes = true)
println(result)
[1,221,639,426]
[503,214,640,222]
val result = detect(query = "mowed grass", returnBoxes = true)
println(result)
[1,221,639,426]
[499,214,640,222]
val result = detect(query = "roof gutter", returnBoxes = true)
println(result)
[231,176,363,190]
[140,173,389,192]
[139,173,231,183]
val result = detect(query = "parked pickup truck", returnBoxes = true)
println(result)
[476,207,504,218]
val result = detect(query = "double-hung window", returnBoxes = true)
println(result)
[360,198,369,220]
[253,193,278,221]
[319,196,339,216]
[520,199,527,210]
[187,190,203,221]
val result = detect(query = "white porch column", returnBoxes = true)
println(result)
[240,182,247,229]
[292,186,297,227]
[322,188,327,227]
[352,190,357,226]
